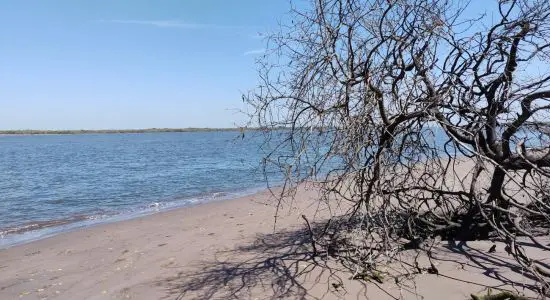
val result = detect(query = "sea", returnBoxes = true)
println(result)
[0,131,280,248]
[0,127,538,248]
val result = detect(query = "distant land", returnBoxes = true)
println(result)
[0,127,273,135]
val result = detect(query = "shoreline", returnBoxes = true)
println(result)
[0,185,312,299]
[0,185,270,249]
[0,184,543,299]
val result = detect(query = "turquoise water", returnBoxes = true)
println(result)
[0,131,276,247]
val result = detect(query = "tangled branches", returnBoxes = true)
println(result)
[245,0,550,297]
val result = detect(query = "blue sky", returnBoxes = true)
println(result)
[0,1,503,130]
[0,0,289,130]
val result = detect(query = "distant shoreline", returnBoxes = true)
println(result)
[0,127,277,135]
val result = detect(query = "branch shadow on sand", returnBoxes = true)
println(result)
[156,220,545,300]
[157,223,348,300]
[156,218,370,299]
[440,240,546,294]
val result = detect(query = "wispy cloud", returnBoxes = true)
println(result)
[249,32,266,39]
[243,48,266,56]
[98,20,248,30]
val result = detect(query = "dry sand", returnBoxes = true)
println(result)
[0,184,545,300]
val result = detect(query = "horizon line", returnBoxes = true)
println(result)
[0,127,291,135]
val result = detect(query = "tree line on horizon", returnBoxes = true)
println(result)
[0,127,293,135]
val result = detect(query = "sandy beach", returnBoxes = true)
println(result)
[3,0,549,298]
[0,184,544,300]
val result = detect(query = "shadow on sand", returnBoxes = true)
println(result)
[158,223,346,300]
[156,221,544,300]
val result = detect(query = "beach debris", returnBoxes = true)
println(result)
[370,271,385,284]
[19,291,30,297]
[427,262,439,275]
[351,270,384,283]
[160,260,175,268]
[470,290,529,300]
[331,282,343,290]
[24,250,41,256]
[58,249,72,255]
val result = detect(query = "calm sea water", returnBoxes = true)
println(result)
[1,127,533,248]
[0,131,275,248]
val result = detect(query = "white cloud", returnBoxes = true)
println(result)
[243,48,266,56]
[99,20,247,30]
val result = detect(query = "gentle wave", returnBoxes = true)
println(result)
[0,185,267,249]
[0,215,90,236]
[0,132,286,249]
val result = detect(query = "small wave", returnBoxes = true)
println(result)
[0,215,89,236]
[201,192,229,200]
[149,202,161,208]
[0,185,269,248]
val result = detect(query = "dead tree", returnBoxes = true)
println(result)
[246,0,550,295]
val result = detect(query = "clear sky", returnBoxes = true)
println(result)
[0,0,289,130]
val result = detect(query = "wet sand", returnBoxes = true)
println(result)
[0,184,545,299]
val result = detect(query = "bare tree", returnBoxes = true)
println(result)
[246,0,550,297]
